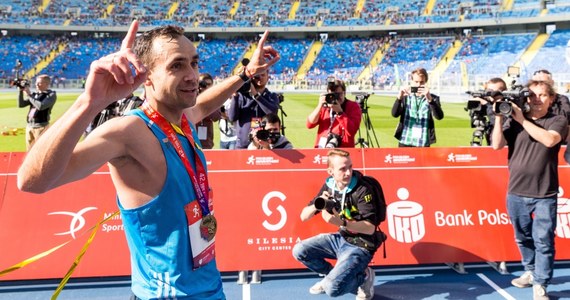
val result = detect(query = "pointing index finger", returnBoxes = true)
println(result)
[121,20,139,50]
[257,30,269,49]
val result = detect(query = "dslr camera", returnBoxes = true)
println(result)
[251,121,280,143]
[314,196,341,213]
[10,78,30,89]
[324,132,341,148]
[324,92,339,105]
[10,59,29,89]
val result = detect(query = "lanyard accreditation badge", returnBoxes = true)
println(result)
[141,103,217,269]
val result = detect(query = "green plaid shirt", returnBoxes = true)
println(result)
[400,94,430,146]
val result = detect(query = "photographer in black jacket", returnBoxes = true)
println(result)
[18,74,57,150]
[293,149,383,300]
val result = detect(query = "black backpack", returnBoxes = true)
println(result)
[353,171,388,257]
[355,171,386,225]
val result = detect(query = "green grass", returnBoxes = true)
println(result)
[0,92,475,152]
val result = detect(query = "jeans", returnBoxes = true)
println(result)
[292,233,372,297]
[507,193,557,286]
[219,140,236,150]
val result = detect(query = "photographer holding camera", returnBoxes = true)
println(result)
[492,80,567,300]
[18,74,57,150]
[248,113,292,149]
[292,149,384,300]
[195,73,222,149]
[228,68,280,149]
[392,68,443,147]
[307,78,362,148]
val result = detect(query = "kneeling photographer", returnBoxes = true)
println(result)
[247,113,293,149]
[307,78,362,148]
[292,149,385,299]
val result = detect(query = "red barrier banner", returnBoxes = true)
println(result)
[0,148,569,280]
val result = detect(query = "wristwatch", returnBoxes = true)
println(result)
[239,69,250,82]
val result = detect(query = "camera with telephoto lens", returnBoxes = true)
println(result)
[252,121,280,143]
[314,196,341,213]
[324,132,341,148]
[324,92,339,105]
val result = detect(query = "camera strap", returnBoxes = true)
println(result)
[331,181,348,216]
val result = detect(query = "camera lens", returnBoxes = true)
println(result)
[256,129,270,140]
[497,101,512,115]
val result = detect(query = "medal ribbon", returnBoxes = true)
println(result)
[141,103,211,216]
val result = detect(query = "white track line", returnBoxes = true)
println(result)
[242,283,251,300]
[477,273,516,300]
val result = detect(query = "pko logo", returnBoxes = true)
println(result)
[387,188,425,243]
[48,207,98,239]
[261,191,287,231]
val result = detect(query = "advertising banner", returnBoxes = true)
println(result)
[0,148,569,280]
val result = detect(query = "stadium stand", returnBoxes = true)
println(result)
[0,0,570,92]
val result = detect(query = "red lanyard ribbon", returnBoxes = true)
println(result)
[141,103,211,216]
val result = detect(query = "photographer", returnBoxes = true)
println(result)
[195,73,222,149]
[392,68,443,147]
[248,113,293,149]
[306,78,362,148]
[467,77,508,145]
[18,74,57,150]
[228,69,280,149]
[492,80,567,300]
[292,149,384,300]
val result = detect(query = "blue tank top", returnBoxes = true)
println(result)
[119,109,224,300]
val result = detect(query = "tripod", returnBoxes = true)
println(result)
[276,93,287,135]
[355,95,379,148]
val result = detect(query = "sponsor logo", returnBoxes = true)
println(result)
[387,188,425,243]
[388,187,512,244]
[49,207,97,239]
[384,154,416,164]
[262,191,287,231]
[312,154,328,165]
[247,191,301,252]
[447,153,478,163]
[246,155,280,166]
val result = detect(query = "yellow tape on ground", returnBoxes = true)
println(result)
[0,210,120,298]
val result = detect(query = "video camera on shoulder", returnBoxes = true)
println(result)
[493,66,531,116]
[493,88,531,115]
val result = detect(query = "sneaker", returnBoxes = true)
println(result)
[309,279,325,295]
[356,267,375,300]
[533,284,550,300]
[511,271,533,288]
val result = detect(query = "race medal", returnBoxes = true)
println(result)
[200,214,217,241]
